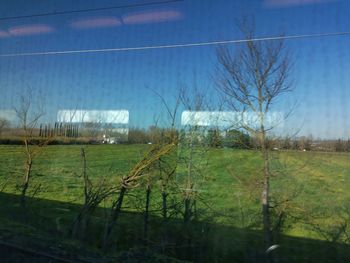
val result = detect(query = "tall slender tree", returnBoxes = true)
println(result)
[14,88,48,209]
[215,19,294,251]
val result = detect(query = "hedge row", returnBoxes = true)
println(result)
[0,137,101,145]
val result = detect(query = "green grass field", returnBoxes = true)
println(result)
[0,144,350,262]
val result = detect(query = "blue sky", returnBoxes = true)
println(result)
[0,0,349,138]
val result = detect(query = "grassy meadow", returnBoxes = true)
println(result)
[0,144,350,262]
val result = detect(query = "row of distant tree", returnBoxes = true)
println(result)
[2,117,350,152]
[129,126,350,152]
[127,126,252,148]
[0,118,126,140]
[272,137,350,152]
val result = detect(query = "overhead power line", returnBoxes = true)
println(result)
[0,0,183,21]
[1,31,350,58]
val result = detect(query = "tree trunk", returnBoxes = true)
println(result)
[184,198,191,224]
[261,134,272,250]
[71,207,84,238]
[257,81,272,251]
[161,186,168,252]
[21,157,32,209]
[144,184,151,245]
[162,188,167,220]
[70,148,91,239]
[102,186,126,248]
[184,131,194,224]
[70,205,90,239]
[262,164,271,248]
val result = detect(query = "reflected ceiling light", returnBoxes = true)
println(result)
[70,17,122,29]
[122,10,182,25]
[181,111,284,128]
[8,24,54,36]
[57,110,129,124]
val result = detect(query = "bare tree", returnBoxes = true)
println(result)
[143,174,152,245]
[215,19,293,250]
[14,88,48,209]
[0,117,10,136]
[102,140,177,248]
[179,85,210,224]
[152,89,181,251]
[70,148,117,239]
[151,88,180,220]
